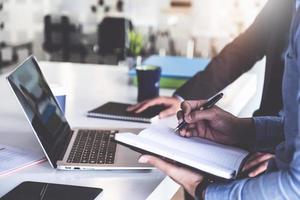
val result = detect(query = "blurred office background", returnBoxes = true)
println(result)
[0,0,267,71]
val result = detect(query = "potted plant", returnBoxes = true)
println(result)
[127,30,144,68]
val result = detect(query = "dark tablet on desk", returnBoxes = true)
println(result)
[1,181,103,200]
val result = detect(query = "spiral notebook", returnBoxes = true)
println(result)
[87,102,165,123]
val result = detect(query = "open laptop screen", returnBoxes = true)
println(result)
[7,56,71,168]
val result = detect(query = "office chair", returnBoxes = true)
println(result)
[43,15,87,63]
[97,17,133,64]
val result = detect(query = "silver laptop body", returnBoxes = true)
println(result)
[7,56,151,170]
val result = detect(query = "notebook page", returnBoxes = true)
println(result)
[139,124,248,171]
[0,144,45,176]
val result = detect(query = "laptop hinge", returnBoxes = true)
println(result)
[58,130,74,161]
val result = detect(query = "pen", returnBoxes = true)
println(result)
[174,93,224,133]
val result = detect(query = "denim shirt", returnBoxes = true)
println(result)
[204,1,300,199]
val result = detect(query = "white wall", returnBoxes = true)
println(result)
[1,0,45,43]
[0,0,267,59]
[156,0,267,56]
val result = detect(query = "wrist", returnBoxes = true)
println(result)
[173,94,185,103]
[194,178,211,200]
[236,118,255,147]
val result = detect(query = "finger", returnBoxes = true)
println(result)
[243,153,274,171]
[185,108,216,123]
[138,155,179,176]
[179,127,192,137]
[178,120,196,137]
[177,111,184,122]
[242,152,264,171]
[181,126,195,137]
[186,123,196,129]
[177,119,195,135]
[179,128,188,137]
[182,129,192,137]
[159,107,177,118]
[126,100,149,112]
[187,126,198,137]
[248,161,269,177]
[242,152,260,166]
[180,100,207,115]
[135,98,163,113]
[139,155,204,193]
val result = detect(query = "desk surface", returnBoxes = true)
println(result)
[0,62,175,200]
[0,61,260,200]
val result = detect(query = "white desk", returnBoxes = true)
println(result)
[0,62,172,200]
[0,61,261,199]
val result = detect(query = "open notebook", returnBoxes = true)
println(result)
[115,124,249,179]
[0,145,45,176]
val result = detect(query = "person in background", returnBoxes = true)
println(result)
[128,0,292,118]
[138,0,300,198]
[128,0,293,178]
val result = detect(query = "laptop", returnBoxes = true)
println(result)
[6,56,151,170]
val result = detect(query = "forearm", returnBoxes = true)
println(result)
[233,116,284,150]
[174,33,267,100]
[234,118,256,148]
[204,166,300,200]
[174,0,272,100]
[253,116,284,150]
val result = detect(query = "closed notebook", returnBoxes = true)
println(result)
[115,124,249,179]
[87,102,165,123]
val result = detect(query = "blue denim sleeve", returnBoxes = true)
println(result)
[204,140,300,199]
[253,116,284,149]
[202,99,297,200]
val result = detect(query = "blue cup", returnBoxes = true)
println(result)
[55,95,66,113]
[136,65,161,102]
[51,84,66,113]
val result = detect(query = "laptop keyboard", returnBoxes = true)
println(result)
[67,129,118,164]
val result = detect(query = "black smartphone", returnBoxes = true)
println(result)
[0,181,103,200]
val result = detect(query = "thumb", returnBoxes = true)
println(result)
[181,100,207,115]
[138,155,178,176]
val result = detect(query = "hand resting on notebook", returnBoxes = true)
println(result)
[127,96,181,118]
[138,154,205,198]
[138,152,274,198]
[139,99,273,198]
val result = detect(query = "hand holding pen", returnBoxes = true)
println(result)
[174,93,223,133]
